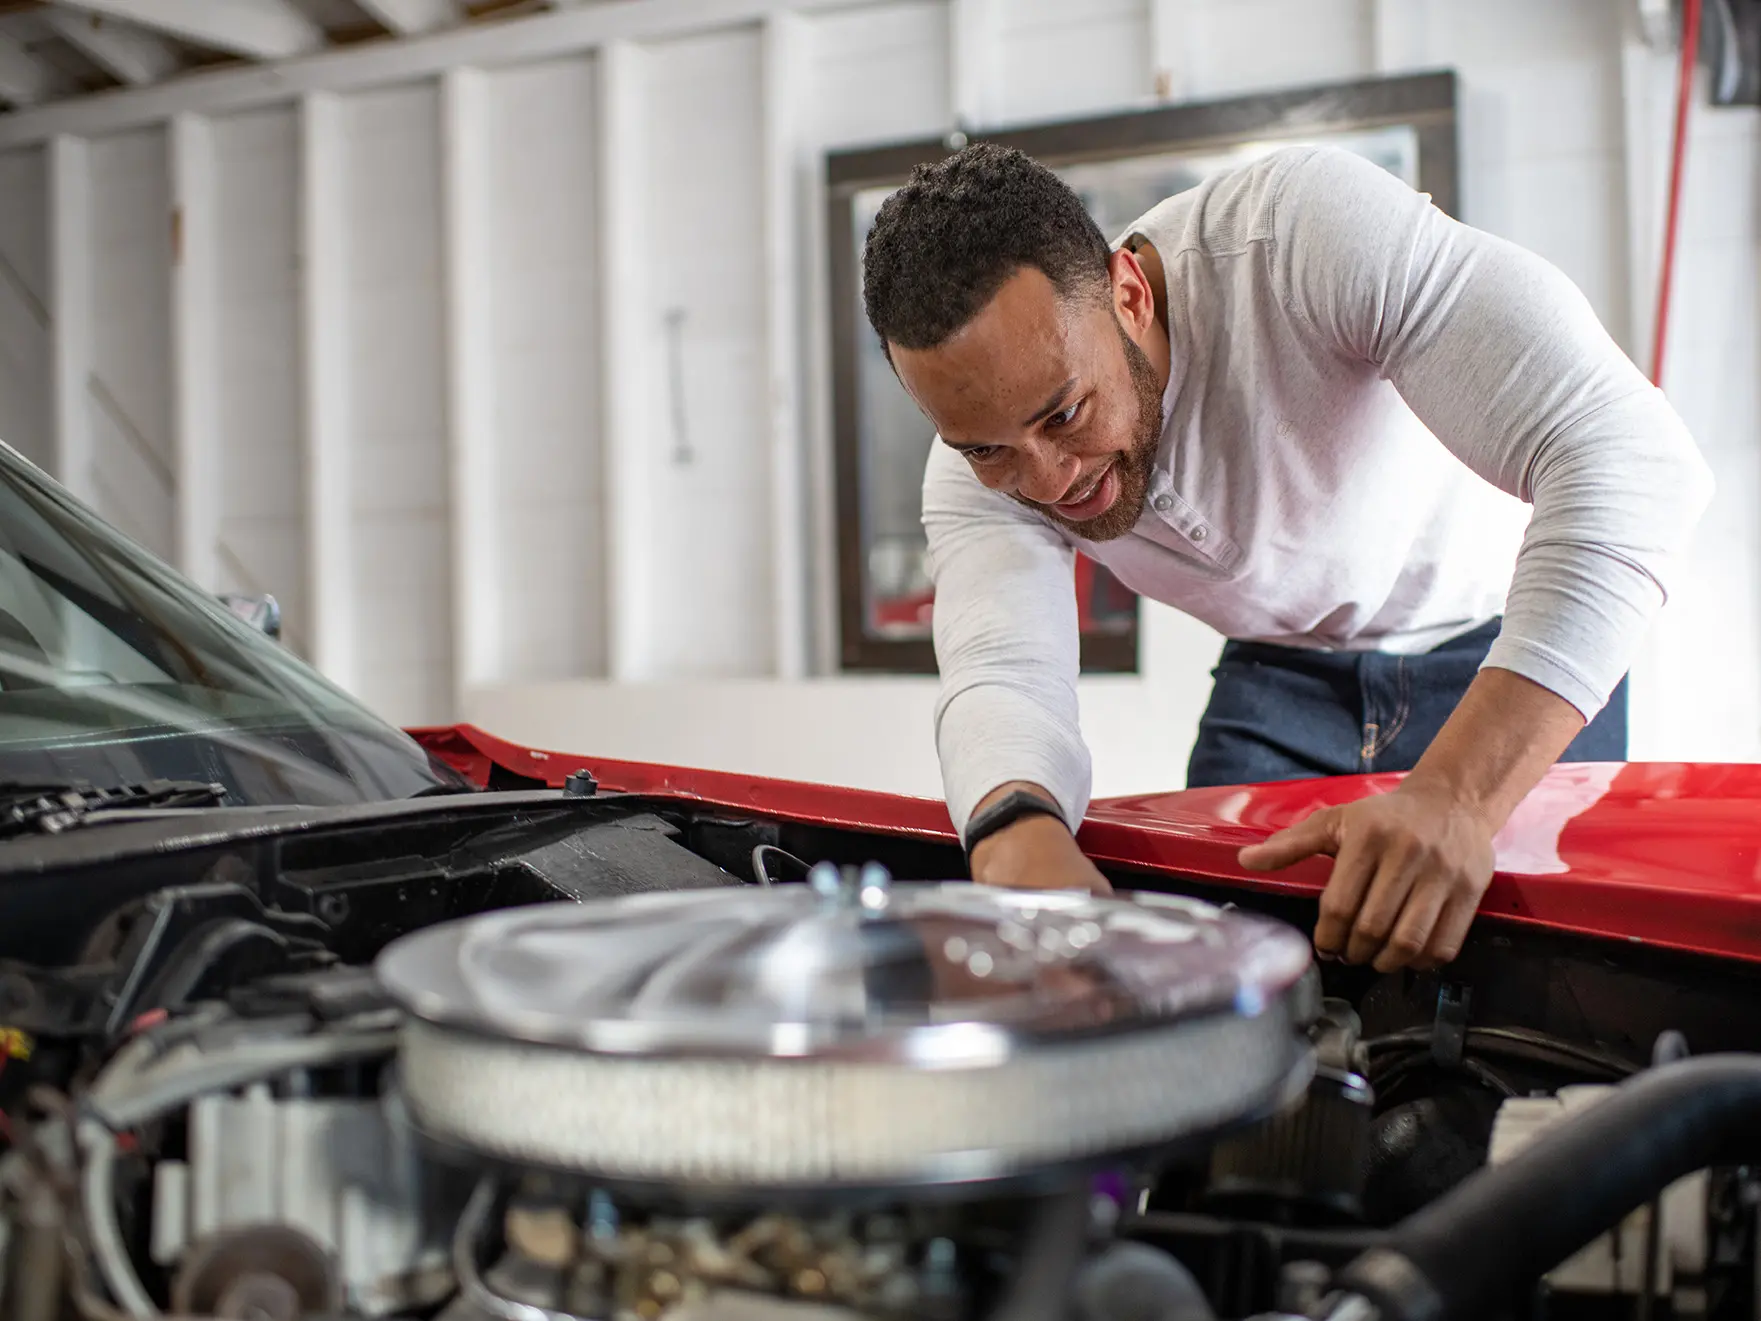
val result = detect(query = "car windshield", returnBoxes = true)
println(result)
[0,443,469,807]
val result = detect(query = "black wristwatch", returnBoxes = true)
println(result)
[962,790,1068,858]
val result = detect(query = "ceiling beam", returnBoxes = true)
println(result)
[0,30,50,105]
[354,0,461,36]
[45,10,180,86]
[50,0,325,61]
[0,0,872,147]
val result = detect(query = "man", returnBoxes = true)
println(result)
[861,142,1712,972]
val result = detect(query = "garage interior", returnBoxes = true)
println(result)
[0,0,1750,800]
[3,5,1761,1320]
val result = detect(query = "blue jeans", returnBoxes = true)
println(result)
[1185,619,1629,788]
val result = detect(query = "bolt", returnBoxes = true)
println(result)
[316,894,350,925]
[808,862,842,899]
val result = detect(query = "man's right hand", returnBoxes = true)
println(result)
[966,783,1113,896]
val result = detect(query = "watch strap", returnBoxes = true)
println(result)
[962,789,1068,857]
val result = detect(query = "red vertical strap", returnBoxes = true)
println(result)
[1652,0,1703,387]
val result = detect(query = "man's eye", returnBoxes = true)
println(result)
[1046,402,1081,429]
[964,446,1003,463]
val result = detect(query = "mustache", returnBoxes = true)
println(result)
[1041,463,1111,509]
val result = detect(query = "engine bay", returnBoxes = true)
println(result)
[3,787,1761,1321]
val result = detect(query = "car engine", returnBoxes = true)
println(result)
[1,796,1758,1321]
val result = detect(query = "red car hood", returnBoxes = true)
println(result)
[410,725,1761,966]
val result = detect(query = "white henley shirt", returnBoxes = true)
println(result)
[923,145,1714,835]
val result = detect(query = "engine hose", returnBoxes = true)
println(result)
[88,1026,397,1130]
[1328,1055,1761,1321]
[1637,1031,1693,1321]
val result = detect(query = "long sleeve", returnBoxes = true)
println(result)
[922,440,1091,836]
[1270,146,1714,719]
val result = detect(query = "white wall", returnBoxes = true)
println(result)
[478,57,604,686]
[87,128,173,563]
[0,148,50,478]
[214,108,306,652]
[1624,39,1761,763]
[339,84,454,724]
[0,0,1751,799]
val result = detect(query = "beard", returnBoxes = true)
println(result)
[1021,321,1164,543]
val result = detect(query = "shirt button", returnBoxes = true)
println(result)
[1192,526,1209,543]
[1152,494,1173,513]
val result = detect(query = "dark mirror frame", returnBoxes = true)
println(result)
[826,69,1461,674]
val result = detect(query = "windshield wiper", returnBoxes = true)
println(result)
[0,778,228,840]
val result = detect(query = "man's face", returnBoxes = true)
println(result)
[890,261,1165,542]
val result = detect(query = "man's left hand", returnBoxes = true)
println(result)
[1237,777,1496,972]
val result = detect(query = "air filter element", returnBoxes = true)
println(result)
[375,877,1313,1191]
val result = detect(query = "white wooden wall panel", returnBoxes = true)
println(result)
[170,115,221,590]
[1188,0,1371,101]
[595,39,651,683]
[441,67,491,706]
[799,2,950,671]
[299,93,354,687]
[1634,101,1761,760]
[87,128,173,561]
[48,137,95,502]
[762,13,810,679]
[995,0,1151,124]
[0,147,51,472]
[479,57,604,684]
[339,83,452,724]
[212,107,306,653]
[640,28,771,679]
[1423,0,1627,332]
[804,2,949,148]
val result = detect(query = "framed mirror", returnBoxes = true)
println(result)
[826,70,1459,673]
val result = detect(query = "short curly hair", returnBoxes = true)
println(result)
[862,143,1111,353]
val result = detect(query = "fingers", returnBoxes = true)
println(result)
[1357,862,1486,972]
[1311,826,1375,959]
[1347,849,1419,966]
[1237,809,1341,872]
[1423,888,1480,966]
[1252,791,1494,973]
[1373,871,1448,973]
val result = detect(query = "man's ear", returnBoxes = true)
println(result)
[1107,247,1157,336]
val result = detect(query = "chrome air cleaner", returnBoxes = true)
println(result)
[374,870,1314,1191]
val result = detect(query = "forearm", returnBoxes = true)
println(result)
[1407,666,1587,828]
[936,684,1090,834]
[925,443,1091,837]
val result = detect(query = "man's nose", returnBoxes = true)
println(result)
[1013,443,1081,504]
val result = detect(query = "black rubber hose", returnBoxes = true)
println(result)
[1332,1055,1761,1321]
[1637,1031,1691,1321]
